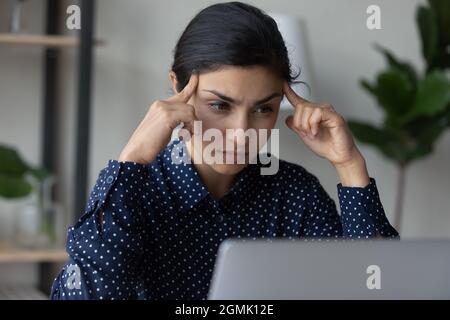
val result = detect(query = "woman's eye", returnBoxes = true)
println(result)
[208,102,230,112]
[254,105,273,113]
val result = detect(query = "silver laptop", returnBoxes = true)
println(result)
[208,238,450,300]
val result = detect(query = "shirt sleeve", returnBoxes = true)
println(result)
[50,160,151,300]
[301,174,399,239]
[337,178,399,238]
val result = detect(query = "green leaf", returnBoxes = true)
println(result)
[347,121,386,146]
[0,145,29,177]
[374,44,418,86]
[0,174,33,199]
[400,114,446,162]
[405,113,448,145]
[426,0,450,70]
[374,69,414,116]
[428,0,450,46]
[446,107,450,127]
[403,71,450,121]
[28,167,49,181]
[360,79,377,96]
[436,52,450,70]
[348,120,440,164]
[417,5,438,70]
[406,144,434,161]
[348,121,408,163]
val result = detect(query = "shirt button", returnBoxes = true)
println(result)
[106,175,114,184]
[216,215,224,223]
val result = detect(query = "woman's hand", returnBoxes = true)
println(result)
[118,72,199,164]
[283,81,370,187]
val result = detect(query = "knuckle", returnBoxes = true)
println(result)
[303,105,312,113]
[313,107,323,117]
[160,107,171,120]
[336,114,345,124]
[323,103,334,110]
[149,101,158,111]
[153,100,165,109]
[295,102,304,109]
[185,104,195,115]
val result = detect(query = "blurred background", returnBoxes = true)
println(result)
[0,0,449,299]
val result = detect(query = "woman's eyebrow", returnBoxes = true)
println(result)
[202,89,281,105]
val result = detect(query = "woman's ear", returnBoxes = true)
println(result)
[168,71,179,94]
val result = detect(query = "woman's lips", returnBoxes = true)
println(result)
[217,150,249,156]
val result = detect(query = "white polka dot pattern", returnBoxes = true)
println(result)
[50,139,398,300]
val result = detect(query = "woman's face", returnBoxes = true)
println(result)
[172,65,284,175]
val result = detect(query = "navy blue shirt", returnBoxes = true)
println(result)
[51,139,398,300]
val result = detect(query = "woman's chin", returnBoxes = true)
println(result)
[209,163,248,175]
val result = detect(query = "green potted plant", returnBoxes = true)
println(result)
[0,144,55,246]
[348,0,450,231]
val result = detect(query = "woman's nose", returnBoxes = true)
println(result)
[228,112,250,132]
[224,113,251,149]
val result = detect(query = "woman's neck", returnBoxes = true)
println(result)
[185,141,237,200]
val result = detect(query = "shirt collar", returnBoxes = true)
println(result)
[161,139,263,212]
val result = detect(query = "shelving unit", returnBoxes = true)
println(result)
[0,33,104,47]
[0,286,48,300]
[0,242,68,299]
[0,243,67,264]
[0,0,98,297]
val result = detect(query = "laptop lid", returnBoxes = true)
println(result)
[208,239,450,299]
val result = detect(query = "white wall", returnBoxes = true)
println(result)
[1,0,449,286]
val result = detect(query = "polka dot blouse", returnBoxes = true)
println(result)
[51,139,399,300]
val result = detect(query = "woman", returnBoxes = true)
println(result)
[51,1,398,300]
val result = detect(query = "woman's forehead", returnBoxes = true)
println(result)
[197,66,283,99]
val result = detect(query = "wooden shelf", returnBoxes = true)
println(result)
[0,33,105,48]
[0,286,47,300]
[0,242,67,263]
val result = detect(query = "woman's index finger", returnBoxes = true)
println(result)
[167,72,199,103]
[282,81,309,108]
